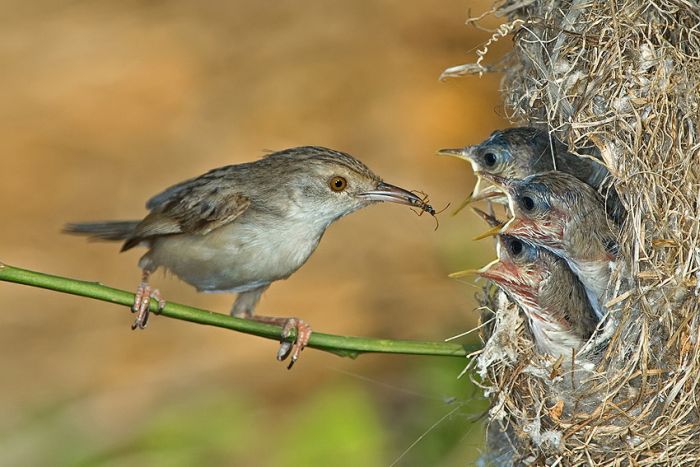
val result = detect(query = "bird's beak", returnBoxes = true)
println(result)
[437,147,478,216]
[436,147,474,161]
[450,258,535,304]
[480,260,537,306]
[451,180,507,216]
[468,186,508,203]
[359,182,428,209]
[501,217,562,245]
[477,260,519,286]
[449,258,499,279]
[448,268,481,279]
[476,171,511,189]
[451,195,474,215]
[473,224,504,240]
[470,207,505,228]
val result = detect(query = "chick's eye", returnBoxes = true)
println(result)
[520,195,535,212]
[329,176,347,192]
[509,239,523,257]
[483,152,497,167]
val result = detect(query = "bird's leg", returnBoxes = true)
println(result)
[231,286,312,369]
[131,269,166,330]
[230,286,268,318]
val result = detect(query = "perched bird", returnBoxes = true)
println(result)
[437,127,621,219]
[482,171,619,320]
[476,235,598,357]
[66,146,434,366]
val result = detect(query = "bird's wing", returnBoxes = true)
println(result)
[145,165,234,210]
[157,182,250,235]
[146,181,193,210]
[123,180,250,250]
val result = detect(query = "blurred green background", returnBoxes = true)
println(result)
[0,1,509,465]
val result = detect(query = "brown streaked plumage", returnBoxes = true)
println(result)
[66,146,432,367]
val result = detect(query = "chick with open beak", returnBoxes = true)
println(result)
[481,171,619,320]
[478,235,599,357]
[437,127,616,216]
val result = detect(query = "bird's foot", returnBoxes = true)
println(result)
[248,315,312,369]
[278,318,312,369]
[131,279,166,330]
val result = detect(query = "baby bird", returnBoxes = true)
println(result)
[484,171,619,320]
[66,146,433,366]
[437,127,613,213]
[478,235,598,357]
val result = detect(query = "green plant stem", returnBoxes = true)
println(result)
[0,262,476,359]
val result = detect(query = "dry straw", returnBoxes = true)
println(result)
[446,0,700,464]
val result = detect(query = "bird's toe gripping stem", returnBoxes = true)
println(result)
[276,318,313,369]
[131,275,166,330]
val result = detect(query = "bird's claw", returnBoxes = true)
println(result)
[276,318,312,369]
[131,281,166,330]
[277,341,294,361]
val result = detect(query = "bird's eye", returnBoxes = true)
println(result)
[509,239,524,257]
[329,176,347,192]
[483,152,497,167]
[520,195,535,211]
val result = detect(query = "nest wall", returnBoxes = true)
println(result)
[447,0,700,464]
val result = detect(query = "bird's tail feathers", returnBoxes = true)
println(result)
[63,221,139,242]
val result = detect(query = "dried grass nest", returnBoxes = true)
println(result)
[444,0,700,464]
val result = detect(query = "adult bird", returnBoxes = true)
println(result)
[66,146,434,366]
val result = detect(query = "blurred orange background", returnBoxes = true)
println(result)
[0,1,509,465]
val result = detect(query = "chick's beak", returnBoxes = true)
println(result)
[436,147,473,161]
[448,258,499,280]
[477,260,523,287]
[501,217,563,245]
[471,207,505,228]
[481,259,539,303]
[450,259,536,305]
[473,224,504,241]
[359,182,427,209]
[476,171,512,189]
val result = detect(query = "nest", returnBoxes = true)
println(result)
[446,0,700,464]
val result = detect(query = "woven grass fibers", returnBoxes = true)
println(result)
[446,1,700,464]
